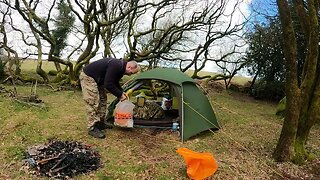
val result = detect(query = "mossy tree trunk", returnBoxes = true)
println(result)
[53,62,62,72]
[274,0,319,164]
[36,61,49,83]
[293,0,319,164]
[33,27,49,83]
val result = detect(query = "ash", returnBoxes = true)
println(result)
[24,140,101,179]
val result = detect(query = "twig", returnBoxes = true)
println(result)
[2,76,17,96]
[50,154,68,171]
[36,155,61,165]
[30,81,34,95]
[13,98,47,109]
[49,163,71,173]
[2,76,12,84]
[34,80,37,95]
[49,154,72,174]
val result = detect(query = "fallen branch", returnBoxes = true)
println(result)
[50,163,71,174]
[50,154,68,170]
[13,98,47,110]
[37,155,61,165]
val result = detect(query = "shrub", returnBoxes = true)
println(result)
[250,81,285,102]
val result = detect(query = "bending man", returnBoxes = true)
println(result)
[80,58,140,138]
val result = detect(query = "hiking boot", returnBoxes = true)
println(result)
[96,121,114,130]
[88,126,106,139]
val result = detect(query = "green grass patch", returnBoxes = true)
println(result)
[0,65,318,179]
[0,85,319,179]
[5,146,25,161]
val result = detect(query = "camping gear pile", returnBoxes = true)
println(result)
[23,140,101,179]
[133,101,166,120]
[107,68,220,142]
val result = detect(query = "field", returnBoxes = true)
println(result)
[0,60,319,179]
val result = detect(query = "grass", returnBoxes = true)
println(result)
[0,61,319,179]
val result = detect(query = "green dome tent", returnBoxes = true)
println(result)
[106,68,220,142]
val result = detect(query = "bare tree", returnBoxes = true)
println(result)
[176,0,248,83]
[0,1,21,76]
[1,0,249,86]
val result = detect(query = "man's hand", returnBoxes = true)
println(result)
[120,93,128,101]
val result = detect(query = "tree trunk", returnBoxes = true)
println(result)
[295,76,320,164]
[273,91,300,161]
[293,0,319,165]
[36,61,49,83]
[274,0,301,162]
[54,61,62,72]
[275,0,320,164]
[14,56,21,75]
[249,67,261,90]
[294,125,310,164]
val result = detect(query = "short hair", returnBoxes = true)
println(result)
[128,61,138,68]
[127,61,140,72]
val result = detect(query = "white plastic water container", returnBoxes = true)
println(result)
[114,100,135,128]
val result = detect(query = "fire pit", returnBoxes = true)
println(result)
[23,140,101,179]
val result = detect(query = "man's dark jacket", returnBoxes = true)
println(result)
[83,58,127,98]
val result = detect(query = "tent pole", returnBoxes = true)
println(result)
[181,86,184,143]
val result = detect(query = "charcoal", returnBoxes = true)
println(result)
[24,140,101,179]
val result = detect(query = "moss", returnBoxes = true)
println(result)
[51,72,68,83]
[36,66,49,83]
[276,96,286,116]
[293,136,307,165]
[306,153,316,161]
[48,70,58,76]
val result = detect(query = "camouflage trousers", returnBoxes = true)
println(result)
[79,71,107,129]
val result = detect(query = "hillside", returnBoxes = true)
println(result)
[0,60,319,179]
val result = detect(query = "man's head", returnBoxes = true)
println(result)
[125,61,140,75]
